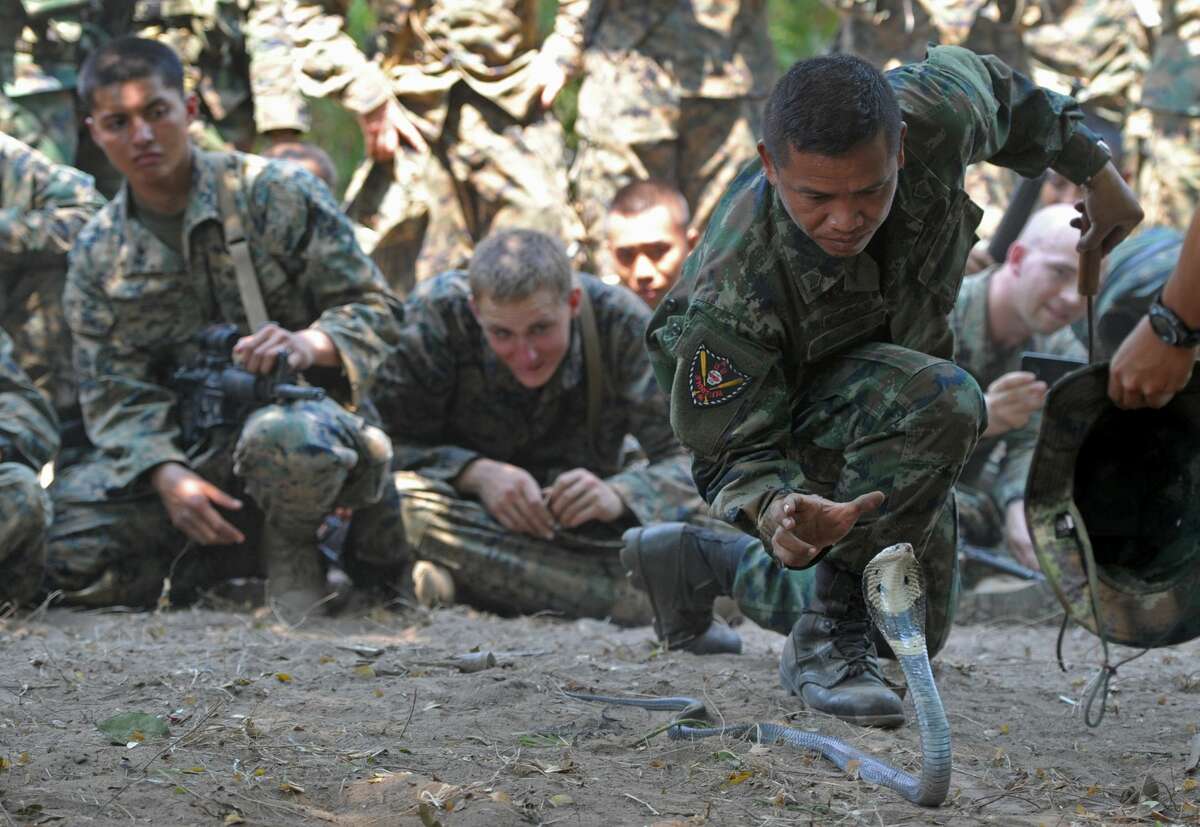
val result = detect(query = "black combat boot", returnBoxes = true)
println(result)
[780,561,905,728]
[620,523,753,655]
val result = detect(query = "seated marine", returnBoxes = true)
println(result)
[45,37,404,624]
[603,178,698,309]
[371,227,715,623]
[0,328,58,609]
[951,203,1093,572]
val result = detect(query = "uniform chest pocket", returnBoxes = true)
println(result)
[105,273,201,350]
[914,187,983,314]
[804,292,888,363]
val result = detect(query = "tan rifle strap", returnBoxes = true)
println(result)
[577,283,604,458]
[215,160,269,332]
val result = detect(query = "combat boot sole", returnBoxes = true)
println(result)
[620,526,742,655]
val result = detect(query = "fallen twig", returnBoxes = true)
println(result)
[623,792,659,815]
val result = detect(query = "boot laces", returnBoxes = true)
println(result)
[828,617,880,679]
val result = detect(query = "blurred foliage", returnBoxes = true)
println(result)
[298,0,839,198]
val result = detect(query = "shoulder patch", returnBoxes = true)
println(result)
[689,343,751,407]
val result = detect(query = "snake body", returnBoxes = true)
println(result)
[566,543,951,807]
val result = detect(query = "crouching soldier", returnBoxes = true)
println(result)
[0,328,59,609]
[45,38,404,624]
[369,228,719,626]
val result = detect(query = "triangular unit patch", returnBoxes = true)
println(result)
[689,343,751,407]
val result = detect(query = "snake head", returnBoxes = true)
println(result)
[863,542,927,654]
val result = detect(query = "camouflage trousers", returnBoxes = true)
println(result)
[344,84,578,296]
[1137,112,1200,231]
[0,462,51,608]
[731,343,983,656]
[571,94,763,274]
[377,472,653,625]
[44,399,402,607]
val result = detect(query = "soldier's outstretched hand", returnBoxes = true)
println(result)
[760,490,885,568]
[151,462,245,546]
[1073,161,1143,255]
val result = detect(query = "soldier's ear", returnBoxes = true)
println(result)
[1007,241,1027,273]
[686,226,700,252]
[896,122,907,170]
[567,286,582,318]
[185,92,200,124]
[757,141,777,186]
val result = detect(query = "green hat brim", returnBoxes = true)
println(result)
[1025,363,1200,648]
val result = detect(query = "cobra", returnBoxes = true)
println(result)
[566,543,951,807]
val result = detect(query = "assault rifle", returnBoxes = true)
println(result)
[172,323,325,446]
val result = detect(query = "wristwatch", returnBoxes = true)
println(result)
[1148,293,1200,347]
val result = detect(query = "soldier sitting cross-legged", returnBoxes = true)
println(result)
[45,38,406,625]
[369,228,725,627]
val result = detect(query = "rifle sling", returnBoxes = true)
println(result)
[577,284,604,459]
[214,160,269,332]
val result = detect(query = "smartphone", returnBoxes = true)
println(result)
[1020,351,1087,387]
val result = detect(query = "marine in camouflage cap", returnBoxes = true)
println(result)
[367,228,718,622]
[0,325,58,608]
[46,38,404,620]
[1026,365,1200,647]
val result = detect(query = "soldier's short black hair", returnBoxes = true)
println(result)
[78,36,185,116]
[762,54,902,164]
[608,178,690,228]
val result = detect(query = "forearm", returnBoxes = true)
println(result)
[1162,210,1200,328]
[607,451,704,525]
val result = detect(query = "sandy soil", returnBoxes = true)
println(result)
[2,590,1198,826]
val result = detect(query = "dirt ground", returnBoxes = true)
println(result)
[2,585,1199,827]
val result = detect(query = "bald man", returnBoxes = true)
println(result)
[950,203,1093,570]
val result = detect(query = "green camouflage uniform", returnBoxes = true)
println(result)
[290,0,580,294]
[0,326,58,607]
[45,150,404,607]
[949,267,1068,547]
[646,46,1111,654]
[1136,0,1200,229]
[0,133,105,466]
[0,0,306,195]
[366,270,712,623]
[556,0,774,273]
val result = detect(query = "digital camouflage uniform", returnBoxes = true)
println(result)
[1136,0,1200,229]
[0,0,306,195]
[369,271,712,623]
[949,267,1074,547]
[46,150,404,607]
[0,326,58,607]
[0,133,105,466]
[646,46,1111,654]
[290,0,580,294]
[556,0,774,273]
